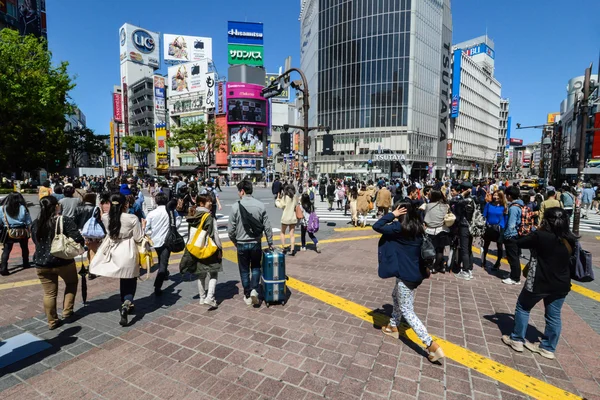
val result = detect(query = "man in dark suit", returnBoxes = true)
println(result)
[271,177,282,200]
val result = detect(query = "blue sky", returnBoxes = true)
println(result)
[47,0,599,145]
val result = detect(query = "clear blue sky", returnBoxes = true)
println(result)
[47,0,599,145]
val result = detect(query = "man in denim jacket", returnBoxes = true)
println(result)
[502,186,523,285]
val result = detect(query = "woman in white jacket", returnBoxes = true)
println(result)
[90,193,143,326]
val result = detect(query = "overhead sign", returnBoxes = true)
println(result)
[261,85,284,99]
[228,44,264,66]
[119,23,160,69]
[374,154,406,162]
[265,73,289,101]
[164,34,213,62]
[509,138,523,146]
[227,21,264,46]
[167,60,209,95]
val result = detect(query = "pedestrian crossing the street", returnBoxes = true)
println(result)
[573,211,600,233]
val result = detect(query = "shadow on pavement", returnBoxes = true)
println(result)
[0,326,81,374]
[483,312,543,343]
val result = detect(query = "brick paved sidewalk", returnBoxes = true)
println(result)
[1,233,599,399]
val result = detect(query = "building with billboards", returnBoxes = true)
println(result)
[0,0,47,39]
[448,35,502,179]
[226,83,268,180]
[300,0,452,179]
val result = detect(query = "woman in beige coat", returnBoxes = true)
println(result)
[348,185,359,226]
[90,193,143,327]
[357,185,372,227]
[276,184,298,255]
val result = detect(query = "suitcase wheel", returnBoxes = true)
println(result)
[265,302,270,308]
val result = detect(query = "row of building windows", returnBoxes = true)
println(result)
[319,106,409,130]
[320,0,411,21]
[319,11,412,43]
[319,82,409,114]
[320,33,411,69]
[320,57,410,91]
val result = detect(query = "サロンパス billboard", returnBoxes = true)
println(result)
[119,23,160,69]
[228,44,264,66]
[168,60,209,95]
[164,34,213,62]
[227,21,263,46]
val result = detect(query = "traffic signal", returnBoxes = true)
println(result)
[280,132,291,153]
[322,134,334,155]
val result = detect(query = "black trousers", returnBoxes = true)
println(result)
[1,237,29,267]
[154,245,172,289]
[504,238,521,282]
[458,226,473,272]
[120,278,137,303]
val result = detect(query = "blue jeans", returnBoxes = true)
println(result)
[510,289,566,353]
[236,242,262,297]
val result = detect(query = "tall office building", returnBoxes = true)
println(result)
[448,35,501,178]
[0,0,47,39]
[498,99,509,159]
[300,0,452,178]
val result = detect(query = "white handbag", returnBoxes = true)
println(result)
[50,216,85,259]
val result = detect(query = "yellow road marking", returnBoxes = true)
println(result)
[596,236,600,241]
[472,247,600,303]
[0,279,42,291]
[285,277,582,400]
[333,227,372,232]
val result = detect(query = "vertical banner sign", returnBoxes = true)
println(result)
[592,113,600,159]
[122,82,129,135]
[153,76,166,111]
[506,116,512,148]
[155,123,169,170]
[113,93,123,122]
[110,121,115,165]
[438,42,451,142]
[217,81,225,114]
[450,51,461,118]
[205,73,216,108]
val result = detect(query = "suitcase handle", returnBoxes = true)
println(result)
[262,278,287,284]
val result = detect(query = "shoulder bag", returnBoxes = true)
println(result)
[443,209,456,227]
[138,235,154,281]
[164,210,185,252]
[50,216,85,259]
[187,213,218,260]
[81,207,106,240]
[2,206,29,240]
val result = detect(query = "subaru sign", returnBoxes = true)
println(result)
[227,21,264,46]
[132,29,155,53]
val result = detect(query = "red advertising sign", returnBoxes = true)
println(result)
[509,138,523,146]
[122,83,129,134]
[593,113,600,159]
[217,81,225,115]
[112,93,123,122]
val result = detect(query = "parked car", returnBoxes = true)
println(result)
[520,179,540,191]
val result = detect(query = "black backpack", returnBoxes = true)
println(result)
[238,201,264,237]
[164,210,185,252]
[464,198,475,222]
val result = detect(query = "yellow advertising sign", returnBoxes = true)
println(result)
[547,112,560,124]
[109,121,115,162]
[155,125,169,170]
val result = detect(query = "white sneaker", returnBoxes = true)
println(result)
[502,335,524,352]
[524,341,555,359]
[243,296,253,306]
[454,271,471,280]
[199,296,206,305]
[301,247,307,252]
[502,278,521,285]
[467,271,474,280]
[250,289,259,305]
[203,297,217,308]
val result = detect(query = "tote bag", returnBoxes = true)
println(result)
[187,213,218,260]
[50,216,84,259]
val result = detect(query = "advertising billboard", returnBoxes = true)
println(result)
[593,113,600,159]
[167,60,209,95]
[109,121,115,165]
[153,76,166,111]
[119,23,160,69]
[155,123,169,171]
[163,34,212,62]
[112,93,123,122]
[227,98,266,124]
[229,126,265,156]
[509,138,523,146]
[464,43,495,59]
[265,74,290,101]
[217,81,225,115]
[228,44,264,66]
[205,73,216,109]
[450,51,461,118]
[227,21,264,46]
[547,112,560,124]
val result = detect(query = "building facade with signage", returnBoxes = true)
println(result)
[0,0,47,39]
[448,35,501,178]
[300,0,452,178]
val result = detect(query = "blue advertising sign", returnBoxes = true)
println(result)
[464,43,495,59]
[506,116,512,148]
[228,21,264,46]
[450,51,462,118]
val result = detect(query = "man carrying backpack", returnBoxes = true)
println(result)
[449,182,476,280]
[503,186,525,285]
[228,180,274,306]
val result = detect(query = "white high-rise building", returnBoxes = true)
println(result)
[498,99,509,161]
[448,35,501,178]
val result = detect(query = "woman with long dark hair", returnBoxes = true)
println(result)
[502,207,577,360]
[482,190,507,271]
[276,184,298,255]
[299,193,320,253]
[0,193,33,275]
[348,185,359,226]
[90,193,143,326]
[423,190,450,274]
[31,196,84,329]
[373,201,444,363]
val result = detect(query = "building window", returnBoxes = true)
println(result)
[7,3,17,18]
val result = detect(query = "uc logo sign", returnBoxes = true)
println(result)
[132,29,155,54]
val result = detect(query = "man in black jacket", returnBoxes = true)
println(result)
[449,182,475,281]
[271,177,282,200]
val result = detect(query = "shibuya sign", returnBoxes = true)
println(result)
[374,154,406,162]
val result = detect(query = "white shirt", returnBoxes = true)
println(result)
[144,206,181,248]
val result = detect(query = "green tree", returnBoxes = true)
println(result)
[65,127,109,167]
[167,120,226,166]
[122,135,156,170]
[0,29,75,173]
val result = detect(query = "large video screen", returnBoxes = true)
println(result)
[227,98,266,124]
[229,125,264,156]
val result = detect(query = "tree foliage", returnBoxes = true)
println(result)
[167,121,226,165]
[122,135,156,168]
[65,127,109,168]
[0,29,75,173]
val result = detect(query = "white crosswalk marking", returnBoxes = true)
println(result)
[313,205,378,224]
[573,211,600,233]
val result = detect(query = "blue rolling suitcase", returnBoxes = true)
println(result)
[261,250,287,307]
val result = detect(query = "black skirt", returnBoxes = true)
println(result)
[430,231,450,249]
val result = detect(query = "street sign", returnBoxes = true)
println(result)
[261,84,284,99]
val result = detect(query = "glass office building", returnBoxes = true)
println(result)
[300,0,452,178]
